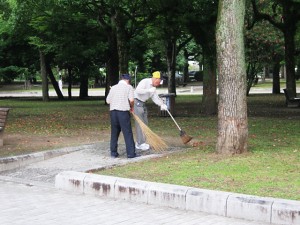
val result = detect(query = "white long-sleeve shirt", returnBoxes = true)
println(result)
[134,78,163,106]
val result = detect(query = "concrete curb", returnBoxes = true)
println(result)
[0,144,97,172]
[55,171,300,225]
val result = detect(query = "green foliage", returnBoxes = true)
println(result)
[0,66,21,82]
[245,21,284,64]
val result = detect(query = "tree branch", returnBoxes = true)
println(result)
[251,0,284,31]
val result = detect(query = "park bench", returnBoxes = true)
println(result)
[283,89,300,108]
[0,108,10,146]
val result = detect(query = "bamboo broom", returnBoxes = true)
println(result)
[132,112,168,152]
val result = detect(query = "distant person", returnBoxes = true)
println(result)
[134,71,167,151]
[106,74,140,158]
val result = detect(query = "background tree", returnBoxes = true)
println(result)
[216,0,248,154]
[245,20,284,95]
[0,0,39,84]
[185,0,219,115]
[79,0,157,99]
[251,0,300,98]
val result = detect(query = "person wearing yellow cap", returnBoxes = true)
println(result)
[134,71,168,151]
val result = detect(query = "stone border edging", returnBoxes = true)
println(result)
[0,144,97,172]
[55,171,300,225]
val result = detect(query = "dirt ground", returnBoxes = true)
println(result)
[1,130,110,157]
[1,130,194,158]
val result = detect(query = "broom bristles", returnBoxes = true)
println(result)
[132,113,168,152]
[180,130,193,144]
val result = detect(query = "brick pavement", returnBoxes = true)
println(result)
[0,142,298,225]
[0,179,270,225]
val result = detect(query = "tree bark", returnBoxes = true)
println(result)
[187,22,218,115]
[166,40,177,95]
[216,0,248,154]
[283,24,297,97]
[79,71,89,99]
[39,50,49,102]
[272,60,281,94]
[202,40,217,115]
[97,7,120,102]
[115,11,129,74]
[183,49,189,83]
[105,33,119,98]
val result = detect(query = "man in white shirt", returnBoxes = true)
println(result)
[134,71,167,150]
[106,74,140,158]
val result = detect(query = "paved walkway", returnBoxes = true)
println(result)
[0,84,292,98]
[0,179,268,225]
[0,142,271,225]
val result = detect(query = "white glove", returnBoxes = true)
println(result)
[148,87,156,94]
[161,104,168,111]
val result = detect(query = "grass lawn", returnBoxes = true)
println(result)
[0,86,299,200]
[96,94,300,201]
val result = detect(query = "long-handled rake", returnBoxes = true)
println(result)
[165,109,193,144]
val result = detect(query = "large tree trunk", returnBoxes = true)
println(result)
[216,0,248,154]
[39,50,49,102]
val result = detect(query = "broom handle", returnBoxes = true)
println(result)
[165,109,182,131]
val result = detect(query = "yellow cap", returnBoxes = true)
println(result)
[152,71,161,79]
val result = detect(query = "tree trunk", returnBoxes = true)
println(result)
[39,50,49,102]
[183,49,189,83]
[45,61,64,100]
[264,66,270,79]
[272,60,281,94]
[115,17,129,74]
[105,33,119,100]
[166,40,177,95]
[202,40,217,115]
[216,0,248,154]
[283,26,296,97]
[97,10,119,102]
[79,71,89,99]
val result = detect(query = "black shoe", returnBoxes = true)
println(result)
[127,153,141,159]
[111,153,119,158]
